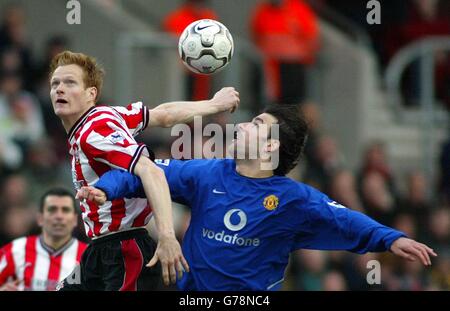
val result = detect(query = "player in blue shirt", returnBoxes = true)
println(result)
[77,104,437,290]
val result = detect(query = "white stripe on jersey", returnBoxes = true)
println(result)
[32,240,50,291]
[59,240,79,281]
[0,255,6,273]
[120,198,153,231]
[11,237,26,290]
[97,204,113,235]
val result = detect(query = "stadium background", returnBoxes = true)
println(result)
[0,0,448,290]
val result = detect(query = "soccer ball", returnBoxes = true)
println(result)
[178,19,234,75]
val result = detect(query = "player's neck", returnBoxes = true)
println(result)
[42,233,72,251]
[235,159,274,178]
[60,106,94,133]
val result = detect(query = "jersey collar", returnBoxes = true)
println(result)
[39,235,75,257]
[68,106,97,141]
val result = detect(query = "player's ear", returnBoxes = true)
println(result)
[36,212,44,228]
[71,212,78,229]
[86,86,98,103]
[264,139,280,153]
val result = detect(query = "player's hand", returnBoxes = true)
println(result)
[76,186,107,205]
[390,237,437,266]
[146,234,190,286]
[0,280,20,291]
[211,87,240,113]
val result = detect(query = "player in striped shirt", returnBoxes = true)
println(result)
[49,51,239,290]
[0,188,87,291]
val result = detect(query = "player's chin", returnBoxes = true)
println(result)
[50,228,70,237]
[53,107,69,117]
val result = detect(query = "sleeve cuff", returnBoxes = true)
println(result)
[383,230,407,251]
[143,106,150,131]
[128,144,147,174]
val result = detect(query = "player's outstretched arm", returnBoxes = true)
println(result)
[390,237,437,266]
[133,155,189,285]
[148,87,240,128]
[295,189,438,266]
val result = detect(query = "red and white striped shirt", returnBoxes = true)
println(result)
[68,102,152,238]
[0,236,87,291]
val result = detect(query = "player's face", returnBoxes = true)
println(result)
[38,195,77,240]
[228,113,278,159]
[50,64,96,120]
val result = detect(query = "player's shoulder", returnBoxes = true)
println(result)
[80,105,129,132]
[1,235,34,251]
[156,158,230,169]
[86,105,121,122]
[281,177,327,203]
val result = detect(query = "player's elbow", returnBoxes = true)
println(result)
[150,105,177,128]
[134,156,164,178]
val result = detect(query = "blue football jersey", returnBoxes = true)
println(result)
[95,159,405,290]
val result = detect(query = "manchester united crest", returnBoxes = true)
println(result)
[263,195,279,211]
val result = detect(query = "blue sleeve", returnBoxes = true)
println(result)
[151,159,197,205]
[95,170,145,200]
[95,159,197,205]
[294,188,406,253]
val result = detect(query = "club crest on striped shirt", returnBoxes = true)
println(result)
[108,131,125,144]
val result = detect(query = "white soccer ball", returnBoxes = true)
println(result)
[178,19,234,75]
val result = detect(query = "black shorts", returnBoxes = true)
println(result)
[58,228,162,291]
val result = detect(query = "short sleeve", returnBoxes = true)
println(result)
[112,102,149,137]
[81,117,149,173]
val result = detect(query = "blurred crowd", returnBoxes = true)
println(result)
[0,1,449,291]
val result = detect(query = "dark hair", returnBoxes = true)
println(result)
[39,187,76,213]
[264,104,308,175]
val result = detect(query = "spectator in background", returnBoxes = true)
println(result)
[0,70,45,168]
[359,141,396,196]
[392,213,417,240]
[322,270,347,291]
[397,171,432,239]
[0,174,30,208]
[0,75,24,175]
[292,249,327,290]
[0,4,34,90]
[303,134,342,191]
[250,0,320,104]
[0,174,36,246]
[329,169,364,212]
[0,205,37,247]
[360,172,396,226]
[163,0,218,101]
[427,207,450,253]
